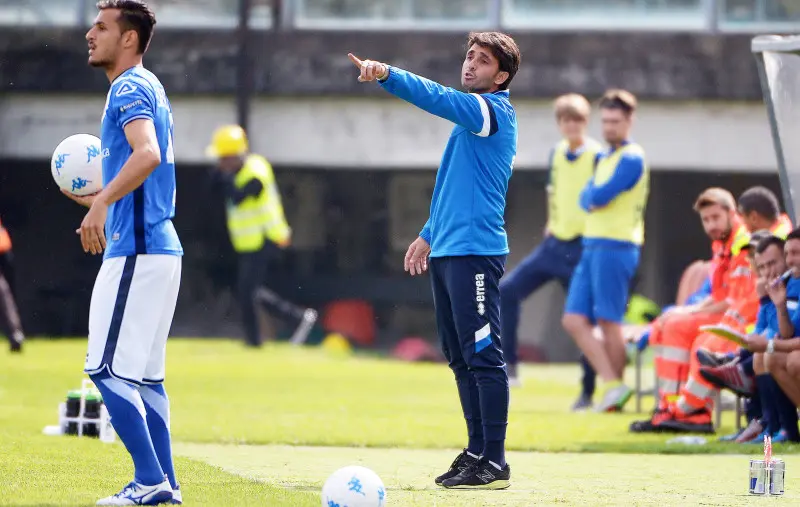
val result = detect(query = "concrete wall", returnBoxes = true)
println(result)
[0,95,778,172]
[0,29,764,99]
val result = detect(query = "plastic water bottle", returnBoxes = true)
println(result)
[666,436,707,445]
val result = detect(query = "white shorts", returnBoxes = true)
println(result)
[84,254,181,385]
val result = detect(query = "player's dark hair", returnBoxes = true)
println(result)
[738,186,780,222]
[466,32,521,91]
[755,235,785,255]
[599,89,637,116]
[97,0,156,54]
[787,227,800,243]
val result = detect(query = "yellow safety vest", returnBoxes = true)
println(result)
[771,215,793,239]
[584,142,650,245]
[226,154,291,253]
[547,139,601,241]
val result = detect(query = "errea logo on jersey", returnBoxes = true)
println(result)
[115,81,138,97]
[475,273,486,316]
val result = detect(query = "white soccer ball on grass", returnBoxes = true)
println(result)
[321,465,386,507]
[51,133,104,196]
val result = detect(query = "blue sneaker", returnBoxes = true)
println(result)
[743,430,784,445]
[96,480,173,506]
[772,429,790,443]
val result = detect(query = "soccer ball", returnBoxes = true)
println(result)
[51,134,104,196]
[321,466,386,507]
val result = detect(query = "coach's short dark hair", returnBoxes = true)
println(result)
[466,32,521,91]
[755,235,785,255]
[739,186,780,222]
[599,89,637,116]
[787,227,800,243]
[97,0,156,54]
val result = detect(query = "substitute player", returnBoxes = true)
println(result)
[348,31,520,490]
[499,93,600,406]
[562,89,650,413]
[64,1,181,504]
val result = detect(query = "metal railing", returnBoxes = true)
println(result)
[0,0,796,31]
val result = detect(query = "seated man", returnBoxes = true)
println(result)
[738,235,798,442]
[739,231,800,442]
[696,188,793,439]
[631,188,752,433]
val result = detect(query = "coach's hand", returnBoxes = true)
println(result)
[348,53,389,82]
[404,237,431,276]
[61,189,98,208]
[77,198,108,255]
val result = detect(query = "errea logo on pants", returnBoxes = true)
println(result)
[475,273,486,316]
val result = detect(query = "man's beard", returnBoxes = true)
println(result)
[719,223,733,242]
[88,58,111,69]
[466,85,491,93]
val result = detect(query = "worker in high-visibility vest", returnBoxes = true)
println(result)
[0,216,24,352]
[206,125,317,347]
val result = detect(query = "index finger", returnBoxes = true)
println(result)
[348,53,363,68]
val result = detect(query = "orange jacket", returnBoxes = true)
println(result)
[709,219,752,305]
[0,218,10,254]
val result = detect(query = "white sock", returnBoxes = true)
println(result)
[488,460,503,470]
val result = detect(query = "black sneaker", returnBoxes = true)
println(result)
[441,458,510,490]
[571,393,593,412]
[434,449,479,486]
[9,331,23,353]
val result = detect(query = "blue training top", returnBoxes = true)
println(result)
[379,67,517,257]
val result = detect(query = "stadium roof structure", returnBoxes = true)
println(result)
[751,34,800,223]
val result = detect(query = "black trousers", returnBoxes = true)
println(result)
[0,251,15,297]
[429,255,509,455]
[237,244,305,346]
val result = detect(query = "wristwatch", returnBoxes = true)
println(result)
[767,339,775,355]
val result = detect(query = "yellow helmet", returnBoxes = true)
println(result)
[206,124,249,158]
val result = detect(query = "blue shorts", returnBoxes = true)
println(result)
[564,241,640,324]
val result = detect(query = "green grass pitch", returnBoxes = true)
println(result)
[1,339,799,505]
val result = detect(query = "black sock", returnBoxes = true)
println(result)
[757,374,780,435]
[580,354,596,399]
[745,392,762,423]
[768,376,800,441]
[474,366,508,467]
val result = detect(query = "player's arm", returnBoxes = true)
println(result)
[688,295,729,315]
[544,148,555,235]
[348,54,496,137]
[777,299,795,339]
[774,337,800,352]
[581,152,643,210]
[94,119,161,207]
[76,119,161,255]
[420,219,432,244]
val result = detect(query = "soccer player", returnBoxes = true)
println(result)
[348,31,521,490]
[499,93,600,405]
[0,216,24,352]
[206,124,318,347]
[561,90,650,413]
[63,1,181,504]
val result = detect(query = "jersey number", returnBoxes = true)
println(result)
[166,111,175,164]
[157,86,175,165]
